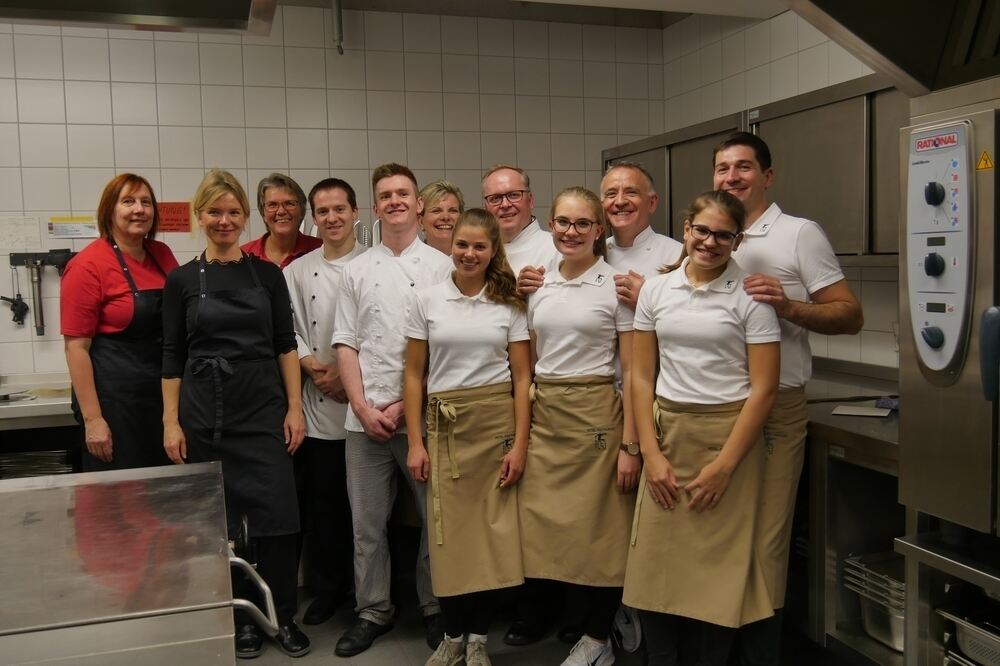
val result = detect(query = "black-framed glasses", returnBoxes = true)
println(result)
[484,189,528,206]
[689,223,739,246]
[552,217,597,233]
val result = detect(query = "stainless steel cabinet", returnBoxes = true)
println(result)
[872,89,910,254]
[758,97,868,255]
[668,131,732,240]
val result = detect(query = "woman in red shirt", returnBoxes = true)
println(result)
[62,173,179,470]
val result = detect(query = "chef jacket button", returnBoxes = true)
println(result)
[319,397,324,402]
[314,272,318,277]
[312,320,316,325]
[313,347,317,351]
[409,282,415,287]
[311,295,315,300]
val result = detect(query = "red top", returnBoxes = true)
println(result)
[60,238,179,337]
[241,232,322,268]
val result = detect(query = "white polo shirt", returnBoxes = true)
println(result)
[606,225,683,278]
[406,278,529,394]
[634,258,781,404]
[505,219,560,274]
[332,236,453,433]
[528,258,633,379]
[284,242,367,440]
[732,203,845,389]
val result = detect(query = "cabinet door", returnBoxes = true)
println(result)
[668,131,733,241]
[871,88,909,254]
[757,97,867,254]
[609,146,669,235]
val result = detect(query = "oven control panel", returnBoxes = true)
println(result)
[905,121,973,376]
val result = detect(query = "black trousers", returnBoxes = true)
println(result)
[439,590,501,637]
[734,610,783,666]
[641,611,735,666]
[294,436,354,597]
[234,533,299,625]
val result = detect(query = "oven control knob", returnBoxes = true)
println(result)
[924,252,945,277]
[924,182,946,206]
[921,326,945,349]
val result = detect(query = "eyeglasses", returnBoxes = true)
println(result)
[263,200,301,213]
[552,217,597,233]
[689,223,740,246]
[484,189,528,206]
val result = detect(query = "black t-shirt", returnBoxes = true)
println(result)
[162,256,296,378]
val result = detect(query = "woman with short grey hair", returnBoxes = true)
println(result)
[241,172,321,267]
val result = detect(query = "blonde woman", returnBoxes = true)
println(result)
[419,179,465,255]
[161,169,308,659]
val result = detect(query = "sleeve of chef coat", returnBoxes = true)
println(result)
[282,262,312,359]
[331,262,360,351]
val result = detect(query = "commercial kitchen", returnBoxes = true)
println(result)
[0,0,997,664]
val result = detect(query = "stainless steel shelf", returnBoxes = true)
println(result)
[895,534,1000,596]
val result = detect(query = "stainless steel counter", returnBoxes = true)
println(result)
[0,374,74,431]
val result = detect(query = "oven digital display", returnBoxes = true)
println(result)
[927,237,946,246]
[926,302,946,313]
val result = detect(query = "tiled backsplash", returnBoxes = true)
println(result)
[0,7,876,377]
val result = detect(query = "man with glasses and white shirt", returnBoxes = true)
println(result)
[242,173,322,268]
[482,164,560,274]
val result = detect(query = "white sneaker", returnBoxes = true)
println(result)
[465,639,492,666]
[425,637,464,666]
[560,635,615,666]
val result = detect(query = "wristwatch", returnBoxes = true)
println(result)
[620,441,640,456]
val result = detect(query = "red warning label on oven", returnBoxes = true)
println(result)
[916,132,959,152]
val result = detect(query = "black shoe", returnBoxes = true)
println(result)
[504,618,549,646]
[303,595,339,625]
[334,618,394,657]
[235,623,264,659]
[274,620,310,658]
[423,612,444,650]
[558,624,584,645]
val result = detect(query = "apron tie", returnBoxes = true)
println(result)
[190,356,234,447]
[428,396,459,546]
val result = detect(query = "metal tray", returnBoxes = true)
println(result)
[945,649,981,666]
[857,592,905,652]
[939,609,1000,666]
[844,552,906,590]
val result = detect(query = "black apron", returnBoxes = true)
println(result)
[179,253,299,539]
[73,239,171,471]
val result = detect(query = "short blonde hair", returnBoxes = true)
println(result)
[419,179,466,213]
[193,169,250,219]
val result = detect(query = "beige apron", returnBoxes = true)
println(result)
[622,397,773,628]
[756,387,808,609]
[425,382,523,597]
[519,375,634,587]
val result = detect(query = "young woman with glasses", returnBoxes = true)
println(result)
[518,186,639,666]
[623,190,781,665]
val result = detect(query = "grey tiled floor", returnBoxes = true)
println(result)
[252,600,645,666]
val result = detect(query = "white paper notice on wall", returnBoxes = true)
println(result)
[48,215,98,239]
[0,216,42,250]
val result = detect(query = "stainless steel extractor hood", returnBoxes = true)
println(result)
[785,0,1000,97]
[0,0,277,35]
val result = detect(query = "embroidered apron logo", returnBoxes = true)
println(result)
[496,433,515,454]
[586,427,609,450]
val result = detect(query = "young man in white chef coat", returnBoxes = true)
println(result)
[482,164,560,274]
[283,178,367,627]
[332,163,452,658]
[714,131,863,666]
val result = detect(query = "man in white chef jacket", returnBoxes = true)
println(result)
[332,163,452,657]
[283,178,367,627]
[482,164,560,274]
[714,131,863,666]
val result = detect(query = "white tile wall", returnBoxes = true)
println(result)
[0,7,877,376]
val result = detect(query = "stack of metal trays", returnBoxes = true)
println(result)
[0,450,74,478]
[939,608,1000,666]
[843,552,906,652]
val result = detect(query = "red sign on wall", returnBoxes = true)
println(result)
[158,202,191,232]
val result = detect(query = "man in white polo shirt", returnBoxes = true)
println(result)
[482,164,560,274]
[332,163,452,658]
[714,132,863,666]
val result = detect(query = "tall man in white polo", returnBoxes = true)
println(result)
[332,163,451,658]
[482,164,559,273]
[714,132,863,666]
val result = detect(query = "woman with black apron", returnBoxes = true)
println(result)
[160,169,308,659]
[62,174,178,471]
